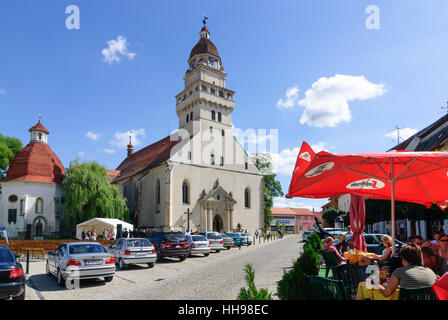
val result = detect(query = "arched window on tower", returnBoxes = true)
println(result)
[182,180,190,204]
[211,110,216,121]
[218,112,222,122]
[244,188,251,209]
[35,198,44,214]
[155,179,161,211]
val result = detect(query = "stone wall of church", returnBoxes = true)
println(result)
[0,181,64,239]
[169,162,263,234]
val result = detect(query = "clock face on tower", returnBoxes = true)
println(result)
[208,56,218,69]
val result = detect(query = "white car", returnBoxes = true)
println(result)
[108,238,157,270]
[186,235,211,257]
[239,233,253,246]
[200,231,224,252]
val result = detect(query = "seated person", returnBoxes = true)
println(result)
[408,234,423,247]
[323,236,346,266]
[378,244,438,298]
[358,235,393,266]
[335,234,349,255]
[422,244,448,278]
[439,234,448,259]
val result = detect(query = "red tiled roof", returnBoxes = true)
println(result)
[3,142,65,184]
[189,33,220,60]
[271,207,321,216]
[29,121,49,134]
[114,135,180,183]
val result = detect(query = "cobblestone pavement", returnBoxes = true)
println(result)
[24,234,303,300]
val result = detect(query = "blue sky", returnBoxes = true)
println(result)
[1,1,448,211]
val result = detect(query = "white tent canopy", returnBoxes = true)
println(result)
[76,218,133,240]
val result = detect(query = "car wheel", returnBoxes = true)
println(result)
[12,287,25,300]
[104,276,113,282]
[215,250,221,253]
[147,262,156,268]
[179,255,187,261]
[226,247,231,250]
[56,268,65,287]
[204,253,210,257]
[118,258,127,270]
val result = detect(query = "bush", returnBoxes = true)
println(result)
[277,233,322,300]
[237,263,273,300]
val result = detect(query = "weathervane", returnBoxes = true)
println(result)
[202,13,208,26]
[38,113,42,123]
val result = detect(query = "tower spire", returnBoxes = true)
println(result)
[127,132,134,157]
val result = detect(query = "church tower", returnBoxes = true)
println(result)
[175,21,235,137]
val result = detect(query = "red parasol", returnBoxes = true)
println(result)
[286,142,448,248]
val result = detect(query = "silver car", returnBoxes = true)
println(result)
[46,242,115,287]
[200,231,224,252]
[240,233,253,246]
[186,235,211,257]
[108,238,157,270]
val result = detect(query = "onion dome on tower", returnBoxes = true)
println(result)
[2,121,65,184]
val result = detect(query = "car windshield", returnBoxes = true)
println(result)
[207,233,222,239]
[0,248,13,263]
[192,235,207,242]
[241,233,249,236]
[164,233,186,241]
[227,233,240,237]
[69,244,107,255]
[127,239,151,247]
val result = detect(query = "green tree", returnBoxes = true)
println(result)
[0,133,22,180]
[322,207,347,227]
[237,263,273,300]
[252,153,284,230]
[62,161,129,228]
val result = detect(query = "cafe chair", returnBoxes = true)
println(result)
[332,264,363,299]
[398,286,438,301]
[306,275,350,300]
[321,250,339,278]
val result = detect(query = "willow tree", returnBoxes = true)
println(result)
[0,133,22,180]
[63,161,129,227]
[252,153,283,230]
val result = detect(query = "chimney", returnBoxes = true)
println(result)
[127,135,133,157]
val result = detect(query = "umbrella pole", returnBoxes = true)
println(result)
[391,161,396,250]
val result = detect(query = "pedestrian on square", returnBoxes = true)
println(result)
[81,229,86,240]
[255,229,259,239]
[123,228,128,238]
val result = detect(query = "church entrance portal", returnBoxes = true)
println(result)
[213,215,224,232]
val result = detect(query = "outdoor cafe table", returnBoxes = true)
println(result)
[356,281,399,300]
[343,251,377,264]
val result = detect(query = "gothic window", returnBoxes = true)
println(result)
[182,181,190,204]
[190,111,193,121]
[211,154,215,165]
[211,110,216,121]
[210,88,216,94]
[35,198,44,214]
[186,114,189,123]
[155,179,161,211]
[245,162,248,170]
[221,129,225,137]
[244,188,251,209]
[218,112,222,122]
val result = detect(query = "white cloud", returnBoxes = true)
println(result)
[276,86,300,109]
[384,128,417,141]
[102,149,116,154]
[298,74,386,127]
[271,142,330,176]
[86,131,102,141]
[0,89,6,95]
[110,128,146,148]
[102,36,136,64]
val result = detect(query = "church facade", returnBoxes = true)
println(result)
[113,24,264,233]
[0,122,65,239]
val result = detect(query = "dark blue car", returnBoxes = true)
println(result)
[0,246,26,300]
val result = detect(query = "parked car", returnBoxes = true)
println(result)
[147,231,190,261]
[0,246,26,300]
[108,238,157,270]
[200,231,224,252]
[46,242,115,287]
[225,232,244,246]
[302,231,314,242]
[334,233,404,254]
[239,233,253,246]
[186,235,211,257]
[221,233,234,249]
